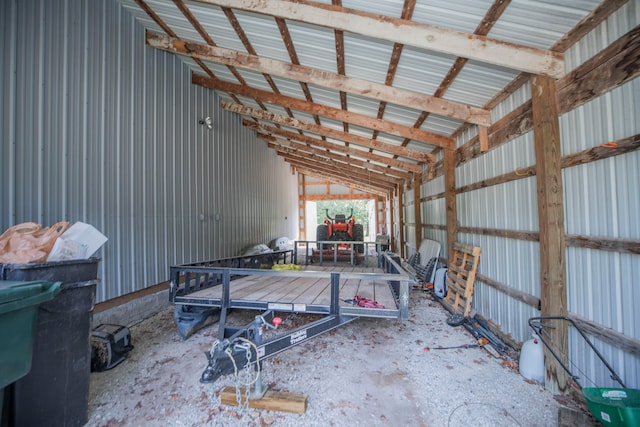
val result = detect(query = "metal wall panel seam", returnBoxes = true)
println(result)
[81,1,89,221]
[5,0,18,225]
[36,0,45,223]
[115,3,123,297]
[59,0,69,220]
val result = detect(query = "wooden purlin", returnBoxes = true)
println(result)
[443,242,481,317]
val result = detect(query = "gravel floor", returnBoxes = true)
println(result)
[88,288,565,426]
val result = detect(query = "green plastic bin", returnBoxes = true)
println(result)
[0,281,61,420]
[583,387,640,427]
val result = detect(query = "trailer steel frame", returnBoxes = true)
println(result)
[169,252,409,393]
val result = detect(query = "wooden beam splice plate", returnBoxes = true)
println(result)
[220,386,308,414]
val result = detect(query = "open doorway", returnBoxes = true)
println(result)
[306,199,375,242]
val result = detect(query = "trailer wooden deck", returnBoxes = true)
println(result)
[170,254,409,320]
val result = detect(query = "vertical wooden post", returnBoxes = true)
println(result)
[298,174,306,241]
[398,185,405,258]
[377,196,387,236]
[532,75,568,393]
[413,172,422,252]
[389,191,395,252]
[444,149,458,263]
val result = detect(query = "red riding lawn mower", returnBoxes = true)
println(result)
[316,209,365,254]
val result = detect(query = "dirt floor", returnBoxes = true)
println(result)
[88,288,567,427]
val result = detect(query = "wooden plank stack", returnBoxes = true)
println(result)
[442,242,481,317]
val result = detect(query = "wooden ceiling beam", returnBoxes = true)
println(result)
[146,31,491,126]
[223,101,434,163]
[276,148,402,188]
[258,133,412,181]
[282,153,394,186]
[193,74,453,148]
[278,148,393,185]
[291,165,389,197]
[192,0,564,78]
[243,120,423,173]
[281,155,396,193]
[269,144,410,187]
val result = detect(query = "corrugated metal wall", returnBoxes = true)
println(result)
[0,0,299,303]
[409,2,639,388]
[560,2,640,389]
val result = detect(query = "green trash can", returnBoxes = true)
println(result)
[0,258,100,427]
[0,281,61,422]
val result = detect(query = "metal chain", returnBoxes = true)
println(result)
[241,342,253,411]
[224,344,245,412]
[227,340,255,413]
[213,338,261,414]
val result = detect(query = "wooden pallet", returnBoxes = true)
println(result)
[442,242,481,317]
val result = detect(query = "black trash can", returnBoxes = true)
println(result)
[0,258,100,427]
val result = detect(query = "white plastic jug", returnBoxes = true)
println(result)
[519,334,545,384]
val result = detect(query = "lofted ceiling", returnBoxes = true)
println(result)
[119,0,619,196]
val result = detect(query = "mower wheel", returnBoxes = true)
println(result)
[317,224,329,250]
[353,224,364,253]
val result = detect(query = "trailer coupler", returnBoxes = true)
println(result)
[200,338,258,383]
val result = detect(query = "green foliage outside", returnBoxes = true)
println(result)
[316,199,370,231]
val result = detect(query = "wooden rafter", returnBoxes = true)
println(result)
[258,133,412,181]
[172,0,247,86]
[396,0,511,156]
[292,166,389,197]
[455,24,640,168]
[223,101,434,163]
[221,6,291,116]
[244,120,423,173]
[146,31,492,126]
[282,153,397,189]
[136,0,217,82]
[276,148,402,188]
[282,156,396,193]
[332,0,348,134]
[371,0,416,141]
[449,0,627,142]
[274,17,322,129]
[192,0,564,78]
[551,0,629,52]
[305,193,379,201]
[193,74,453,148]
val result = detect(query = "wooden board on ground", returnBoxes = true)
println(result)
[220,386,307,414]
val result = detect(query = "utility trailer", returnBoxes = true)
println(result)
[169,250,409,406]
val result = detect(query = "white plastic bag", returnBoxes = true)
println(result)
[47,221,107,261]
